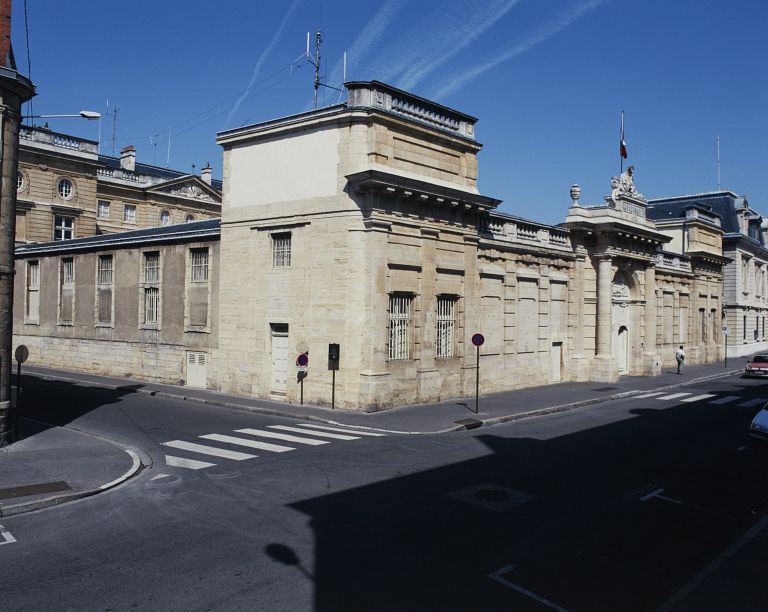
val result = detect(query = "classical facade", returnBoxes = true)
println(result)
[12,81,727,412]
[649,191,764,357]
[15,125,222,244]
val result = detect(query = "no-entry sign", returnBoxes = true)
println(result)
[471,333,485,347]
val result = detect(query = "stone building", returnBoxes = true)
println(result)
[649,191,763,357]
[14,220,220,386]
[12,81,727,412]
[15,125,222,244]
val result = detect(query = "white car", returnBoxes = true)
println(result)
[749,403,768,444]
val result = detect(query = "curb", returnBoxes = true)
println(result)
[0,438,146,518]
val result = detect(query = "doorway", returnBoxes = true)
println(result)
[617,326,629,374]
[550,342,563,382]
[270,323,289,395]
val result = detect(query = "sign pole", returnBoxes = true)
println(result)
[331,370,335,411]
[475,344,480,414]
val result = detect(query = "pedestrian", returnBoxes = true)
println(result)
[675,345,685,374]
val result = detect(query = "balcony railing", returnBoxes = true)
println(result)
[19,125,98,156]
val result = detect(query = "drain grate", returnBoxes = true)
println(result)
[0,481,72,501]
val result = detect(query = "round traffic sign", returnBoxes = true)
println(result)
[471,333,485,347]
[14,344,29,363]
[296,353,309,367]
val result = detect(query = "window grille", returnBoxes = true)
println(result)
[144,287,159,324]
[190,248,209,282]
[59,258,74,322]
[388,295,412,360]
[272,233,291,268]
[436,296,456,358]
[26,260,40,321]
[144,252,160,283]
[62,258,74,286]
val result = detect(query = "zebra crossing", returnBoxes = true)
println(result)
[160,423,387,471]
[633,390,768,407]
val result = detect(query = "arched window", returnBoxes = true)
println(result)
[160,210,171,226]
[185,214,195,223]
[17,171,26,192]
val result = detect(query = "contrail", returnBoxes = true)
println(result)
[398,0,522,91]
[327,0,405,89]
[225,0,302,128]
[432,0,604,100]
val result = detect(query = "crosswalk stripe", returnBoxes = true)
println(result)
[656,393,692,401]
[268,425,361,440]
[161,440,256,460]
[200,433,294,453]
[165,455,216,470]
[709,395,741,405]
[635,392,665,398]
[298,424,387,437]
[738,398,767,408]
[681,394,716,403]
[235,428,329,445]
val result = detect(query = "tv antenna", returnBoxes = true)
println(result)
[105,102,120,156]
[306,31,345,109]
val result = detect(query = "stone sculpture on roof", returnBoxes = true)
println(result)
[610,165,645,206]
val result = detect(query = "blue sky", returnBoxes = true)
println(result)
[11,0,768,225]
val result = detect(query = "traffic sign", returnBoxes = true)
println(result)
[14,345,28,363]
[471,333,485,347]
[296,353,309,367]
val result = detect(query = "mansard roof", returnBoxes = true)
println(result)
[647,191,745,235]
[16,219,220,256]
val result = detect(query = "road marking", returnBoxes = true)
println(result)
[634,392,665,398]
[656,393,692,401]
[165,455,217,470]
[151,473,172,480]
[298,424,388,436]
[0,525,17,545]
[161,440,256,460]
[200,433,294,453]
[489,565,569,611]
[640,488,667,502]
[738,398,767,408]
[709,395,741,405]
[268,425,361,440]
[680,394,716,403]
[235,428,329,446]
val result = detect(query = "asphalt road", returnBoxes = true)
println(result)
[1,373,767,611]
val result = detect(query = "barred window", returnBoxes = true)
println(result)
[190,248,209,282]
[144,287,159,324]
[388,294,412,360]
[436,296,457,358]
[144,252,160,283]
[272,232,291,268]
[98,255,113,285]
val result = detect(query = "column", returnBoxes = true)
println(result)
[596,256,613,356]
[644,265,656,352]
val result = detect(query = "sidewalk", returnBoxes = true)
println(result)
[20,358,744,434]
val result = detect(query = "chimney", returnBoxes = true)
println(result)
[201,162,212,185]
[120,145,136,172]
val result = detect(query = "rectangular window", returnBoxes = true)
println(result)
[25,260,40,322]
[388,294,412,360]
[272,232,291,268]
[188,247,209,327]
[699,308,706,343]
[59,257,74,323]
[97,200,110,219]
[54,215,74,241]
[435,296,456,358]
[96,255,114,324]
[124,204,136,223]
[141,251,160,326]
[190,248,209,283]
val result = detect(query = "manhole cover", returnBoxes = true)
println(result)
[448,483,536,512]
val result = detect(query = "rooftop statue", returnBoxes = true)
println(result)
[610,165,645,206]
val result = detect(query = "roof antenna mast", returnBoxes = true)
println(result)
[306,30,344,109]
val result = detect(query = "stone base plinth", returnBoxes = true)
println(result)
[642,351,662,376]
[570,355,592,382]
[590,355,619,383]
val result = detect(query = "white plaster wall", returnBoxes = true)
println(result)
[227,129,339,208]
